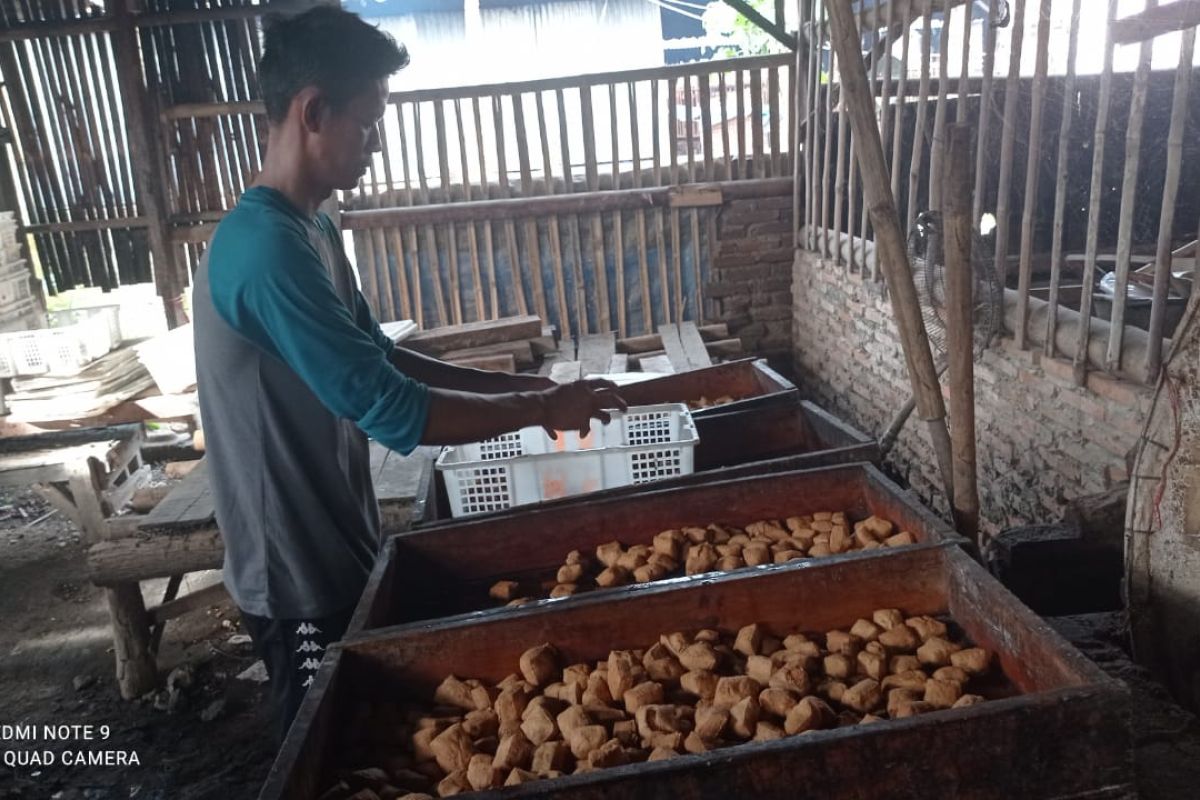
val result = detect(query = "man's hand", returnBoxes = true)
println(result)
[541,379,628,438]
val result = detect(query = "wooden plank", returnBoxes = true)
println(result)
[444,353,516,372]
[576,332,616,377]
[88,526,223,585]
[139,458,213,532]
[678,321,713,369]
[657,323,691,372]
[441,340,534,369]
[149,579,229,626]
[402,315,542,355]
[640,354,675,374]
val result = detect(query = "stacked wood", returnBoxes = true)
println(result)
[402,315,552,372]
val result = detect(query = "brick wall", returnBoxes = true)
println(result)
[792,248,1153,535]
[708,194,795,366]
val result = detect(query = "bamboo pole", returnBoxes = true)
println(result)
[992,0,1027,288]
[1014,0,1052,350]
[684,76,697,183]
[1107,0,1157,374]
[928,0,952,213]
[767,66,781,178]
[1045,0,1083,357]
[906,8,932,231]
[718,71,732,182]
[973,0,1001,225]
[1145,24,1196,377]
[1074,0,1121,382]
[825,0,956,507]
[943,122,979,542]
[111,0,180,325]
[874,0,896,281]
[653,79,671,326]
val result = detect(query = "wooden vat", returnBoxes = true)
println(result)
[265,545,1133,799]
[351,463,965,635]
[427,398,880,521]
[613,358,796,418]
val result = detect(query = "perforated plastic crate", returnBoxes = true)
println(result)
[0,313,113,377]
[437,403,699,517]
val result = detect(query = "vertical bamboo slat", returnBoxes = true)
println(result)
[750,68,764,179]
[736,69,746,180]
[992,0,1027,288]
[974,0,1001,225]
[581,85,611,332]
[472,96,499,319]
[699,73,714,181]
[414,102,450,326]
[1045,0,1083,357]
[397,102,423,327]
[957,0,972,124]
[629,82,653,331]
[767,65,780,178]
[1145,26,1195,377]
[511,92,548,323]
[454,97,485,322]
[684,75,697,182]
[927,0,952,213]
[1074,0,1120,383]
[890,1,912,208]
[433,98,463,324]
[718,71,732,182]
[609,83,626,337]
[558,87,589,334]
[536,90,570,337]
[859,0,880,261]
[1107,0,1158,375]
[906,8,932,232]
[492,94,527,318]
[821,43,836,258]
[652,79,670,325]
[833,77,849,266]
[1014,0,1052,350]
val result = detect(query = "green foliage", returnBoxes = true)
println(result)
[702,0,787,58]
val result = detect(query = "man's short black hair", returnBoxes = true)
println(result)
[259,6,409,123]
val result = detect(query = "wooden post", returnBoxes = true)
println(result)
[111,0,184,328]
[943,123,979,542]
[825,0,956,506]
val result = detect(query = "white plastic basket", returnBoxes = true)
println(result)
[0,313,113,377]
[437,403,699,518]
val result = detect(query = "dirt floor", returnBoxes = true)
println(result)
[0,485,274,800]
[3,482,1200,799]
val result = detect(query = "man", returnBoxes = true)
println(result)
[193,6,622,741]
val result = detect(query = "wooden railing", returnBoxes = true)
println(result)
[797,0,1200,386]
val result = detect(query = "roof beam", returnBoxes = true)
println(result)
[1112,0,1200,45]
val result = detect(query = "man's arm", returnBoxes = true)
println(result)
[350,287,552,393]
[389,346,554,394]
